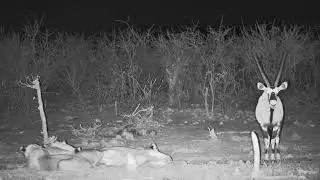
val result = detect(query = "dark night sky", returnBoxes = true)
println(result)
[1,2,320,33]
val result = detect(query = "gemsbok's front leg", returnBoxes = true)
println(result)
[261,128,271,162]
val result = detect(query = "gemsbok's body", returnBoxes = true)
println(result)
[254,54,288,162]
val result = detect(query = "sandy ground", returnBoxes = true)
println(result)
[0,98,319,180]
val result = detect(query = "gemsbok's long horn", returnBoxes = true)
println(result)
[274,53,287,87]
[253,55,271,87]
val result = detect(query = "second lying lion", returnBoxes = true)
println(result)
[77,143,173,168]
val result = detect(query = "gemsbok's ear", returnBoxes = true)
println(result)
[279,81,288,91]
[257,82,266,91]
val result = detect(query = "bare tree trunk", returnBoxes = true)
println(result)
[34,79,49,142]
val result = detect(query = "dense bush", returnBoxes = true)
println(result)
[0,21,319,113]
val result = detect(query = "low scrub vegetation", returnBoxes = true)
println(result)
[0,20,319,114]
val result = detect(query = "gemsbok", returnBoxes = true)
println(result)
[253,53,288,162]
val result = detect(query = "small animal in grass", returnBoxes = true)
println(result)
[20,144,91,171]
[253,53,288,162]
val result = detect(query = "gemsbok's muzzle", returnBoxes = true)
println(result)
[269,92,277,108]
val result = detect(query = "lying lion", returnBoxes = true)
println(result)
[20,141,172,171]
